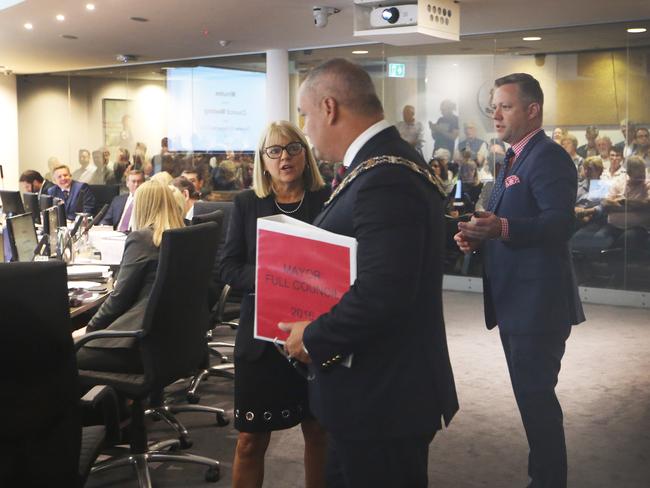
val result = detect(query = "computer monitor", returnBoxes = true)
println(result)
[6,213,38,262]
[0,190,25,216]
[22,192,41,225]
[55,203,67,226]
[39,194,54,211]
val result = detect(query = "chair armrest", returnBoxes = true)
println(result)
[79,385,122,445]
[74,329,143,351]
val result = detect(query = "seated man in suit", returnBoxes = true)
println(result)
[18,169,54,196]
[101,169,145,230]
[47,164,96,221]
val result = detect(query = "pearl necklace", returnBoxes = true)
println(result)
[274,192,305,214]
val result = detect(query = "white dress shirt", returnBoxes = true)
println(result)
[342,119,392,168]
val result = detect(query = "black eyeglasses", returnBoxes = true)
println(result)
[273,338,314,381]
[263,142,304,159]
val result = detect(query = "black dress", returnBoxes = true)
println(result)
[220,187,330,432]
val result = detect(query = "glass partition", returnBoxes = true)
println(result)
[15,23,650,292]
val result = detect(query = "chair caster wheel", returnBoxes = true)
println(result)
[220,356,229,364]
[168,442,180,452]
[179,437,193,449]
[186,392,200,404]
[205,465,220,482]
[216,412,229,427]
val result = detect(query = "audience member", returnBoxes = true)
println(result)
[479,143,505,181]
[76,180,185,373]
[631,127,650,168]
[429,99,459,156]
[100,169,145,230]
[113,147,131,192]
[212,160,242,191]
[151,137,169,175]
[220,120,329,488]
[396,104,424,155]
[454,157,483,213]
[19,170,53,195]
[552,127,568,144]
[89,148,116,185]
[475,153,504,212]
[317,161,334,188]
[575,156,606,226]
[457,121,488,165]
[577,125,599,158]
[47,164,96,220]
[432,148,455,194]
[595,135,613,170]
[602,147,626,181]
[561,134,584,173]
[71,149,96,183]
[150,171,173,186]
[44,156,60,181]
[614,119,636,158]
[171,176,200,221]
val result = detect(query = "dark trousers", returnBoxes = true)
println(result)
[500,328,571,488]
[326,433,434,488]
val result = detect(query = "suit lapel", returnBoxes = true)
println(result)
[492,130,545,212]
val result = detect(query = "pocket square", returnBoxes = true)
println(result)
[505,175,520,188]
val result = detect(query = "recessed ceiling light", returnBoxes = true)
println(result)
[23,22,33,30]
[86,3,95,11]
[627,27,647,34]
[522,36,542,41]
[56,14,65,21]
[352,50,369,54]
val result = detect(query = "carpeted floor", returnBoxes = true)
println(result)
[86,291,650,487]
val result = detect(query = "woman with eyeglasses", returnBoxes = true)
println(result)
[220,120,330,488]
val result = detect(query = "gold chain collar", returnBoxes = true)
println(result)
[325,155,447,206]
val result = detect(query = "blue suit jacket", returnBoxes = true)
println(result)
[101,194,128,229]
[47,180,96,220]
[483,131,585,334]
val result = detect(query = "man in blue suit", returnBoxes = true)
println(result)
[101,169,145,230]
[47,164,96,221]
[456,73,585,488]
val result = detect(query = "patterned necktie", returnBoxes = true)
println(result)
[486,148,515,212]
[119,199,133,232]
[63,190,70,201]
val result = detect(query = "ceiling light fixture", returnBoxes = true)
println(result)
[218,40,231,47]
[23,22,33,30]
[352,50,369,54]
[56,14,65,21]
[627,27,647,34]
[86,3,95,11]
[522,36,542,41]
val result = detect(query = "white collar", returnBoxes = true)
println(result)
[342,119,392,168]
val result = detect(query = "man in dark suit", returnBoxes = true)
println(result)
[281,58,458,488]
[456,73,585,488]
[101,169,145,230]
[47,164,96,220]
[18,169,53,196]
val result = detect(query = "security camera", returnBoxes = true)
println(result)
[313,6,340,28]
[116,54,137,63]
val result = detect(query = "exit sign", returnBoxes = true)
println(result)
[388,63,406,78]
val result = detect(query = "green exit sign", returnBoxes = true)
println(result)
[388,63,406,78]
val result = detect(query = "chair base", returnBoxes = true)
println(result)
[186,364,235,403]
[91,449,220,487]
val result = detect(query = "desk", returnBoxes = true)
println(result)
[70,280,113,318]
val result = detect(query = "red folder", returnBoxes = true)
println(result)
[255,215,357,344]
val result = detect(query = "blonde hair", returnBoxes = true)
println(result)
[151,171,173,186]
[133,180,185,247]
[583,156,604,174]
[252,120,325,198]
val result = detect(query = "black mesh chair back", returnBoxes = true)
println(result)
[0,261,82,486]
[88,184,120,215]
[139,222,219,392]
[191,208,224,228]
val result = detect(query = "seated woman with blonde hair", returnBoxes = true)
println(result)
[76,180,185,373]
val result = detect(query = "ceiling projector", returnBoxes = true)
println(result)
[370,5,418,28]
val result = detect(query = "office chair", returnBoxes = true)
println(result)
[88,184,119,215]
[0,261,114,488]
[75,223,226,485]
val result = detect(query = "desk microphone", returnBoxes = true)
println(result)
[82,204,109,237]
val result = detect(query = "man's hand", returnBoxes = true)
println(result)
[453,231,481,254]
[278,321,311,364]
[457,211,502,241]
